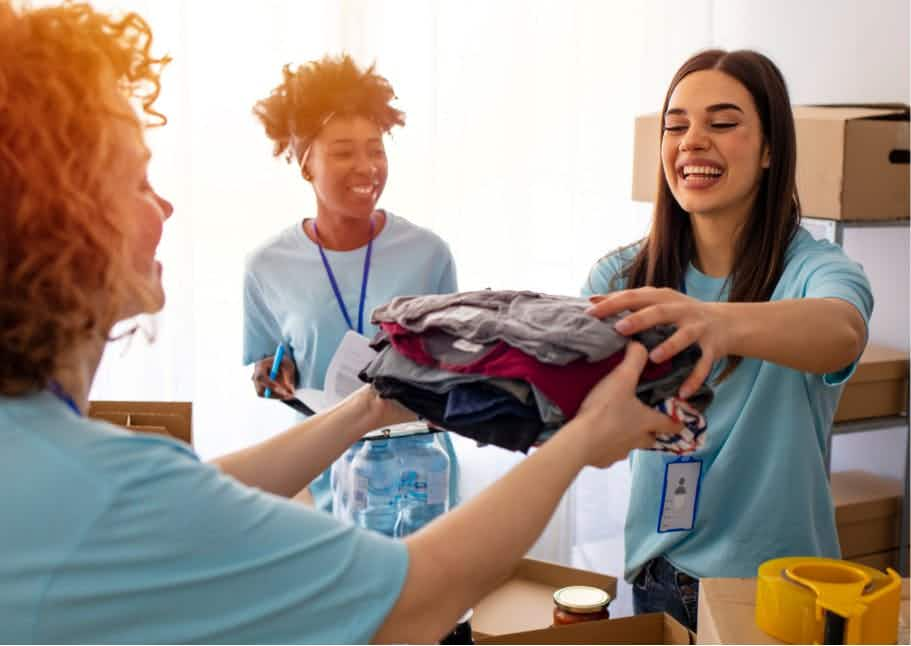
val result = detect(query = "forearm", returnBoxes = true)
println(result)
[721,297,866,373]
[212,389,378,497]
[374,424,589,644]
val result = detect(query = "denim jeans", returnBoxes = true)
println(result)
[632,556,700,632]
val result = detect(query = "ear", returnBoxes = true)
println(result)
[760,142,771,169]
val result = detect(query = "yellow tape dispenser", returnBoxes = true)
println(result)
[756,556,901,644]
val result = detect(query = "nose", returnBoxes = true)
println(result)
[158,194,174,221]
[353,150,378,177]
[680,124,710,152]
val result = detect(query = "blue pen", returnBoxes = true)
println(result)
[263,343,285,399]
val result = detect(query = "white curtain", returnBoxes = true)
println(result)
[82,0,719,612]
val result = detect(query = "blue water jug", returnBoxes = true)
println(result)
[350,439,400,537]
[394,432,450,537]
[331,440,364,523]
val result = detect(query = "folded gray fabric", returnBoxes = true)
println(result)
[372,290,655,365]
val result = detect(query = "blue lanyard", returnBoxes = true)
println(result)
[48,379,81,416]
[312,214,374,335]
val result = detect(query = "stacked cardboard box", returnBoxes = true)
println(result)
[832,469,904,570]
[631,104,910,221]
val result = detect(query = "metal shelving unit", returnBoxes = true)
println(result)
[807,216,910,577]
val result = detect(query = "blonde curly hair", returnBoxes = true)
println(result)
[0,1,169,395]
[253,53,405,164]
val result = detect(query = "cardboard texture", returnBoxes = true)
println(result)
[632,104,910,221]
[835,343,909,422]
[696,577,909,645]
[832,469,904,558]
[88,401,192,445]
[471,558,617,639]
[477,612,693,645]
[853,549,901,572]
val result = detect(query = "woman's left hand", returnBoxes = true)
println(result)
[586,287,732,399]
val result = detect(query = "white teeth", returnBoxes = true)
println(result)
[350,186,373,195]
[682,165,723,177]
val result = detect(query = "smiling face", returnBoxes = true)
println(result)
[114,125,173,318]
[302,114,388,222]
[661,69,770,224]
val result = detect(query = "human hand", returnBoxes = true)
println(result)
[252,354,296,399]
[570,342,684,468]
[356,385,419,429]
[587,288,730,399]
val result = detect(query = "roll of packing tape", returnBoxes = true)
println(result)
[756,556,901,644]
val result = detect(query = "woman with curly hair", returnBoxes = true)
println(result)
[0,3,681,642]
[583,49,873,630]
[246,55,461,512]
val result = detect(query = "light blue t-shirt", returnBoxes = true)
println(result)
[243,211,460,510]
[0,392,409,644]
[582,227,874,581]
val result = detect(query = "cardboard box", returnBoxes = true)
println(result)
[852,548,900,572]
[471,558,617,639]
[631,104,910,221]
[477,612,693,644]
[88,401,193,445]
[696,577,909,645]
[835,343,909,422]
[831,469,903,558]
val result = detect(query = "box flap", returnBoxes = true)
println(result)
[832,470,903,523]
[88,401,192,444]
[476,612,692,644]
[795,105,910,121]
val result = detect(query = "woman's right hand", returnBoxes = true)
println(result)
[570,342,684,468]
[251,354,296,399]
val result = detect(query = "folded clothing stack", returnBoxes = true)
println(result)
[360,290,712,454]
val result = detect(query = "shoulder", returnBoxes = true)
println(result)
[582,240,643,296]
[383,212,453,257]
[244,223,306,276]
[780,227,868,283]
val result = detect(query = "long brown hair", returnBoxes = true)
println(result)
[622,49,801,380]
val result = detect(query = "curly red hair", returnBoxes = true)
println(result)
[0,1,169,395]
[253,53,405,163]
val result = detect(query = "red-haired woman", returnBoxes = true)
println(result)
[0,4,679,641]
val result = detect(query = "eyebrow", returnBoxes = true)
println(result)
[665,103,745,116]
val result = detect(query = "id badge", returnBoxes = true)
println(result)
[657,456,702,533]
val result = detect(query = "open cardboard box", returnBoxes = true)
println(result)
[632,104,910,221]
[471,558,617,640]
[88,401,192,445]
[476,612,694,644]
[835,343,909,422]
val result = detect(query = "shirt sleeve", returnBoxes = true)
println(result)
[40,436,409,644]
[581,251,628,298]
[436,244,459,294]
[242,266,283,366]
[800,246,874,385]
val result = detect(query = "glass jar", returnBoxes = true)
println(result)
[552,586,611,626]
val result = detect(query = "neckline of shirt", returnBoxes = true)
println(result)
[295,210,394,255]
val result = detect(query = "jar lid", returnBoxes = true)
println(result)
[553,586,610,613]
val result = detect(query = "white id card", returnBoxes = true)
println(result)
[657,457,702,532]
